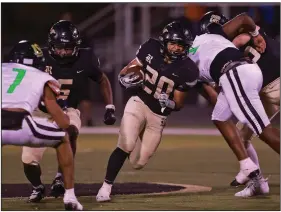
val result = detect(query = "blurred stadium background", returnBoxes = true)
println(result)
[2,2,280,127]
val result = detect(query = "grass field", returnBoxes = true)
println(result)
[2,134,280,210]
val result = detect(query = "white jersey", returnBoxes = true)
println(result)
[188,33,238,83]
[2,63,58,113]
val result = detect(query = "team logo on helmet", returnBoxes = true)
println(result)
[31,43,43,57]
[210,15,221,24]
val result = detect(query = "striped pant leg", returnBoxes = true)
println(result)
[220,65,270,135]
[23,115,66,147]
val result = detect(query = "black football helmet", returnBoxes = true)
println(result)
[8,40,46,71]
[48,20,82,63]
[159,21,194,61]
[199,11,229,34]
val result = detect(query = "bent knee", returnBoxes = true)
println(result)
[130,160,146,170]
[21,147,46,164]
[117,135,137,153]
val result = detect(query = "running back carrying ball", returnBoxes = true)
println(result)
[119,65,144,89]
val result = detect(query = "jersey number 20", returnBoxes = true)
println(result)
[143,65,175,99]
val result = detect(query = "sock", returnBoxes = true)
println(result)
[239,157,258,172]
[64,188,76,200]
[246,142,260,168]
[104,147,129,184]
[23,163,42,187]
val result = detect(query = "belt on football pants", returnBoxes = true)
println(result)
[221,58,253,74]
[1,109,30,130]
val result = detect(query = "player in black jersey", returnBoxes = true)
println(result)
[96,21,199,202]
[198,11,279,194]
[21,20,116,202]
[230,24,280,187]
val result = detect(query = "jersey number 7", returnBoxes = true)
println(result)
[7,68,26,93]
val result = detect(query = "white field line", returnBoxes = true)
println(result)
[80,127,221,136]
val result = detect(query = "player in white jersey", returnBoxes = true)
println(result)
[2,40,83,210]
[200,11,280,188]
[188,13,279,197]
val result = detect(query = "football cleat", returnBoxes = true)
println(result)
[64,197,83,211]
[50,176,65,198]
[96,183,112,202]
[28,184,45,203]
[235,173,269,197]
[230,178,246,187]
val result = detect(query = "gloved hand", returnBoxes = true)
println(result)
[159,93,169,108]
[104,104,116,125]
[158,93,175,112]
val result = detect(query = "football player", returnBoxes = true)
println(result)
[188,12,279,197]
[199,11,280,188]
[21,20,116,202]
[96,21,199,202]
[2,40,83,210]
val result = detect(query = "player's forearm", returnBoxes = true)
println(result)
[99,73,113,105]
[173,90,187,111]
[119,58,142,76]
[232,33,251,48]
[44,85,70,129]
[195,82,218,106]
[223,13,257,40]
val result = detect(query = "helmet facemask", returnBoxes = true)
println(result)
[159,21,193,62]
[47,20,82,64]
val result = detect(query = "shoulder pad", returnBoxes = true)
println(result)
[136,38,162,63]
[79,47,100,68]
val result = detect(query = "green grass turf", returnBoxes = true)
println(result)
[2,134,280,210]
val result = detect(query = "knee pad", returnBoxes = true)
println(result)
[21,147,46,164]
[65,108,81,131]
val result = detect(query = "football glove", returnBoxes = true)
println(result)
[104,104,116,125]
[158,93,175,112]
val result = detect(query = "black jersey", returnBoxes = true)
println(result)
[41,48,103,110]
[240,29,280,88]
[136,38,199,116]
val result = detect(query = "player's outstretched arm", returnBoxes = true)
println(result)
[98,73,117,125]
[43,82,70,129]
[222,14,265,53]
[119,58,143,76]
[99,73,114,105]
[222,13,257,40]
[232,26,261,48]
